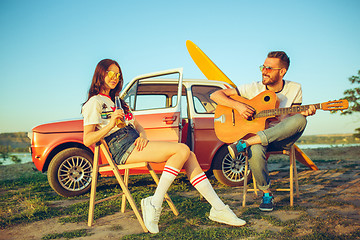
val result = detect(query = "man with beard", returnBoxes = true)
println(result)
[210,51,316,211]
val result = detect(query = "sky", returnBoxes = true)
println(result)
[0,0,359,136]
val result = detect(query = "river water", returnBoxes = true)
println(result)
[1,143,359,165]
[1,153,33,166]
[296,143,360,149]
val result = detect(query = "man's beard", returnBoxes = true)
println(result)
[262,73,280,86]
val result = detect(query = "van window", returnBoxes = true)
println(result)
[125,81,186,111]
[191,85,221,114]
[123,81,138,111]
[172,94,188,119]
[135,95,167,110]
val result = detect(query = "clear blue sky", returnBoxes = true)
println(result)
[0,0,359,135]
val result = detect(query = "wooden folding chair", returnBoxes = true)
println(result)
[88,139,179,232]
[242,145,299,207]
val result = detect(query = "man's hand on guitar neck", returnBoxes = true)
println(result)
[300,105,316,117]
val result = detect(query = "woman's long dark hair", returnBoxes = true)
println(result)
[83,59,129,113]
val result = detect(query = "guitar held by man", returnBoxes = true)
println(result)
[214,90,348,144]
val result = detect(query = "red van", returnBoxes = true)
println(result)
[29,68,249,197]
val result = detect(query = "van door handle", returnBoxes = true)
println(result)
[163,116,177,124]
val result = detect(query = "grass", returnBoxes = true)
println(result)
[1,148,360,239]
[41,229,91,240]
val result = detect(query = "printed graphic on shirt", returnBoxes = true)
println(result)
[101,104,134,124]
[82,94,137,137]
[102,103,107,110]
[100,102,114,119]
[125,112,134,121]
[101,111,112,119]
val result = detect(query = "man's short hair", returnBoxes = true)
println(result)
[268,51,290,70]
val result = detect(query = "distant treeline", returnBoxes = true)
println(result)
[297,134,360,145]
[0,132,30,153]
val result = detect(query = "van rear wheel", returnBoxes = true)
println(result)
[212,146,251,187]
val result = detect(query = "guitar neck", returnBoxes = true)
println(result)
[255,103,321,118]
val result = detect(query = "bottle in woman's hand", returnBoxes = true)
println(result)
[115,96,126,128]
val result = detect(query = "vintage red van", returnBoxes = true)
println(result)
[29,68,249,197]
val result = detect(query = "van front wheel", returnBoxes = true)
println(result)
[47,148,93,197]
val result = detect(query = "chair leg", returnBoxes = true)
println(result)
[147,163,179,216]
[101,145,148,232]
[121,168,129,213]
[88,145,100,227]
[89,140,180,232]
[292,147,300,198]
[242,155,249,207]
[242,146,299,208]
[252,174,258,196]
[289,148,294,207]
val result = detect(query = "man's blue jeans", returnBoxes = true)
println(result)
[247,114,307,191]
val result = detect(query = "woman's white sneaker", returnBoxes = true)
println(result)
[209,205,246,226]
[141,196,162,233]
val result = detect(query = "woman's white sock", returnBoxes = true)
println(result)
[151,165,180,208]
[190,172,226,210]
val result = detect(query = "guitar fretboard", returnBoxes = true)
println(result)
[254,103,321,118]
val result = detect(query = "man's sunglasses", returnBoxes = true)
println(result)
[107,71,121,79]
[259,65,282,72]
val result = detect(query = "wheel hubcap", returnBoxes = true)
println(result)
[222,153,248,182]
[58,156,92,192]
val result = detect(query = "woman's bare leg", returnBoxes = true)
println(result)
[127,141,191,233]
[183,152,246,226]
[126,141,190,170]
[129,142,224,209]
[131,142,246,232]
[182,152,225,210]
[127,141,190,211]
[182,151,203,179]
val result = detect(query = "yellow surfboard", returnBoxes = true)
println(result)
[186,40,318,170]
[186,40,237,88]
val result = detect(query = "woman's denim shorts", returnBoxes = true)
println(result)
[104,125,139,165]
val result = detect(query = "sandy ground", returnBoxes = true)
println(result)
[1,146,359,239]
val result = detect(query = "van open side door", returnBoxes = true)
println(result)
[121,68,184,143]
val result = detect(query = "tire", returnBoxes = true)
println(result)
[47,148,93,197]
[212,146,251,187]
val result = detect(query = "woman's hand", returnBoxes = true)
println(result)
[134,137,149,151]
[133,119,148,151]
[110,109,125,128]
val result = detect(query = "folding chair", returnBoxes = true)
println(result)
[88,139,179,232]
[242,145,299,207]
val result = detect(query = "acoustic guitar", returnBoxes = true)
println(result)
[214,90,349,143]
[186,39,346,170]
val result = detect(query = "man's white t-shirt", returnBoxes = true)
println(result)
[236,80,302,125]
[82,94,135,137]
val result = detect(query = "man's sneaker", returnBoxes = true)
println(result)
[141,196,162,233]
[259,193,274,211]
[228,139,247,159]
[209,205,246,226]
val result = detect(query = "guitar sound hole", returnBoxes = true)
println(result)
[264,96,270,102]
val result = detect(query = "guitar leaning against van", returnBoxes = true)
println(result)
[214,90,349,144]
